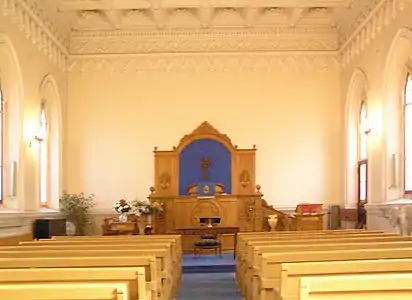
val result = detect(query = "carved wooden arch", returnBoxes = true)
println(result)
[174,121,237,154]
[152,121,257,196]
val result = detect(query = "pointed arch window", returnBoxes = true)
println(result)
[39,103,48,206]
[404,73,412,193]
[358,102,368,203]
[0,85,4,204]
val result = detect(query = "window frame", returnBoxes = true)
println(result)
[39,102,48,207]
[404,71,412,194]
[358,101,368,203]
[358,159,368,203]
[0,85,3,204]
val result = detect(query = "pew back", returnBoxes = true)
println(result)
[0,267,147,300]
[0,282,128,300]
[300,273,412,300]
[280,258,412,300]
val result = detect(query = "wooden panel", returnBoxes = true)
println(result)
[0,233,32,246]
[150,122,263,234]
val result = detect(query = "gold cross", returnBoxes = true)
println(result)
[200,155,212,180]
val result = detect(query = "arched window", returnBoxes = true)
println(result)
[358,102,368,203]
[0,85,4,204]
[39,103,48,207]
[404,73,412,193]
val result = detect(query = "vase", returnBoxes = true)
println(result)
[118,213,128,223]
[137,216,146,235]
[268,214,278,231]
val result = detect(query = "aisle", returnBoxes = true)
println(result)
[177,273,242,300]
[177,254,242,300]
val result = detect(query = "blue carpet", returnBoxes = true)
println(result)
[182,253,235,274]
[178,253,242,299]
[177,273,242,300]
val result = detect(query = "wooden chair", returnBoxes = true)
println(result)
[194,232,222,258]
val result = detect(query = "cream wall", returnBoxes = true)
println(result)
[341,3,412,207]
[0,0,67,214]
[67,54,342,209]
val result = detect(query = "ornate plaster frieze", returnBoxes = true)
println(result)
[68,52,340,73]
[69,27,339,55]
[2,0,69,70]
[340,0,411,67]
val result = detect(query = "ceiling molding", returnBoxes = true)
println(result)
[69,27,339,55]
[3,0,69,70]
[4,0,410,67]
[68,52,340,73]
[57,0,354,11]
[340,0,409,67]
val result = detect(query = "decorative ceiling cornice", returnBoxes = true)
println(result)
[2,0,69,70]
[68,52,340,73]
[69,27,339,55]
[340,0,411,67]
[4,0,411,68]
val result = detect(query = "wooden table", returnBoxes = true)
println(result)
[109,222,136,235]
[176,226,240,258]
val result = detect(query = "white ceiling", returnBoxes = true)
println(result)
[26,0,384,55]
[36,0,378,38]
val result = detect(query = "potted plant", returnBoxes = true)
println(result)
[59,192,96,236]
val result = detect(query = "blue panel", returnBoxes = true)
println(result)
[179,139,231,195]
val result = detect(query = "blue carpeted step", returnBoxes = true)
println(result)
[182,253,236,273]
[177,273,242,300]
[178,253,241,298]
[183,264,235,274]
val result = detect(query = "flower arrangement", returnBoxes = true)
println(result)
[114,199,131,214]
[131,198,163,217]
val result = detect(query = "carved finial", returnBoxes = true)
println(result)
[150,186,155,194]
[253,144,256,149]
[154,146,158,152]
[256,184,261,193]
[235,145,238,149]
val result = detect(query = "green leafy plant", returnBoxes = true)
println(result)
[59,192,96,236]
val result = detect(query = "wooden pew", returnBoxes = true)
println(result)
[237,231,391,255]
[39,237,181,268]
[247,240,412,299]
[19,241,181,267]
[0,256,158,300]
[0,249,171,300]
[18,239,181,298]
[1,235,182,300]
[0,282,128,300]
[239,229,384,237]
[0,267,146,300]
[300,273,412,300]
[50,235,182,255]
[255,247,412,300]
[237,232,398,293]
[21,238,182,267]
[239,234,412,286]
[279,258,412,300]
[237,231,392,260]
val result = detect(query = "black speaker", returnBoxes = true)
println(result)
[33,219,66,239]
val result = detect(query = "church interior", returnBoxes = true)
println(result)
[1,0,412,299]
